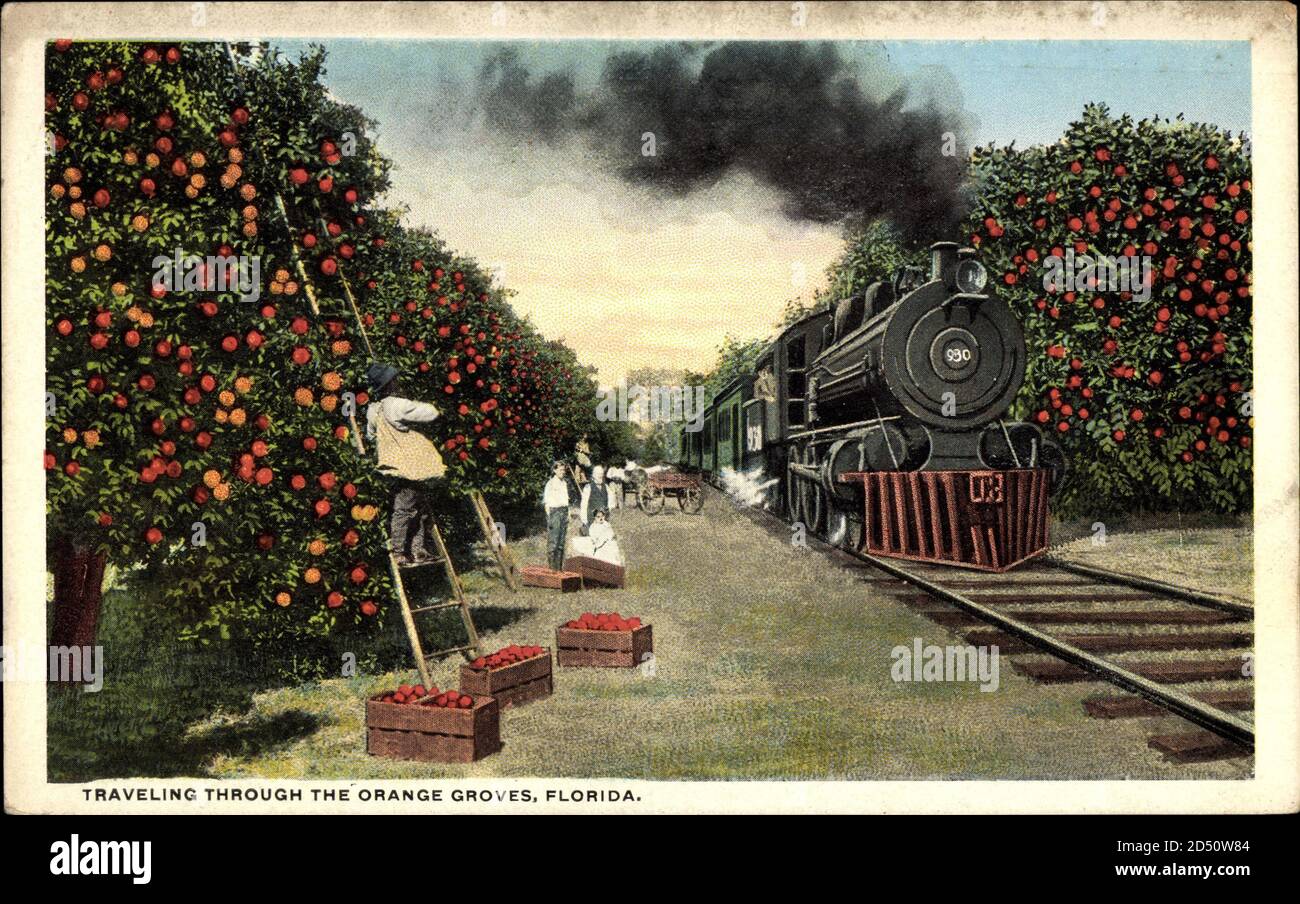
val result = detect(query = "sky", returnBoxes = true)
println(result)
[279,39,1251,384]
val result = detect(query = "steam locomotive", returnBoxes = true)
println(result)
[677,242,1065,571]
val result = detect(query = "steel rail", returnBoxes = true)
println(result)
[849,549,1254,750]
[1042,557,1253,617]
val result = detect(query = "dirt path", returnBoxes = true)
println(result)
[200,489,1254,780]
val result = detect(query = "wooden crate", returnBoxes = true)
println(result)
[563,555,625,589]
[460,650,554,709]
[521,565,583,592]
[555,624,653,669]
[365,694,501,763]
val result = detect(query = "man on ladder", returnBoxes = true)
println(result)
[365,362,480,685]
[365,362,445,565]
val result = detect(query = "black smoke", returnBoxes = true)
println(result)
[477,42,969,240]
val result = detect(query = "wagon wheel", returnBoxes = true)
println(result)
[678,484,704,514]
[639,484,665,515]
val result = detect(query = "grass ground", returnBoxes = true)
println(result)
[50,491,1253,781]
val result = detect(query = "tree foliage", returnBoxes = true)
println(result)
[964,104,1251,515]
[44,40,597,641]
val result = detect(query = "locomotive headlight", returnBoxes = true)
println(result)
[955,259,988,294]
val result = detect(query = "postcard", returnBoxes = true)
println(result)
[3,1,1297,817]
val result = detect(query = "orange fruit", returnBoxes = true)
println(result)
[112,282,128,296]
[62,428,77,443]
[269,281,283,296]
[83,429,100,447]
[145,153,160,168]
[242,222,257,237]
[283,281,298,296]
[214,409,229,424]
[275,591,292,607]
[320,394,338,413]
[189,173,206,189]
[304,567,322,584]
[213,482,231,500]
[122,150,138,165]
[226,163,243,180]
[70,256,87,273]
[241,204,258,221]
[218,390,236,407]
[294,388,314,407]
[131,215,149,232]
[228,147,244,164]
[203,469,222,488]
[138,312,154,328]
[125,305,142,321]
[228,408,247,427]
[68,185,82,199]
[63,166,82,184]
[332,340,351,356]
[274,268,291,283]
[240,183,257,201]
[184,186,199,199]
[308,539,326,556]
[69,202,86,219]
[220,173,237,190]
[321,371,343,391]
[189,151,206,168]
[93,244,112,262]
[234,376,252,393]
[50,184,66,199]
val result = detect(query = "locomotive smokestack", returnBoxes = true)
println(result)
[930,242,959,289]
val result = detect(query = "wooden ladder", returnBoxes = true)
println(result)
[469,490,520,591]
[387,521,481,690]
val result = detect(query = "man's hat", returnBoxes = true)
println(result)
[366,362,399,392]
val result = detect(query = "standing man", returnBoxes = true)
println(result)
[542,460,572,571]
[579,465,612,531]
[365,362,446,567]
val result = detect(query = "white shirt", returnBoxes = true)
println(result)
[366,396,440,442]
[543,476,570,511]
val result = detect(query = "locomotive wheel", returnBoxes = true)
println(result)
[678,485,704,514]
[639,485,665,515]
[829,509,865,552]
[786,460,803,524]
[798,447,824,535]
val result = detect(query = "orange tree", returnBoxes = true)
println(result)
[964,104,1251,516]
[45,40,594,649]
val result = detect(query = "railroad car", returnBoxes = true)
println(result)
[677,242,1065,571]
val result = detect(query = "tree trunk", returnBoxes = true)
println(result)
[49,537,107,649]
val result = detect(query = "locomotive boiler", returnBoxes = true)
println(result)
[679,241,1065,571]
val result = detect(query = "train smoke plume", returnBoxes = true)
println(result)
[477,42,970,239]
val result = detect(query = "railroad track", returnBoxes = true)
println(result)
[737,497,1254,765]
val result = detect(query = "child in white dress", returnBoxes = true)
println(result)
[571,509,623,566]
